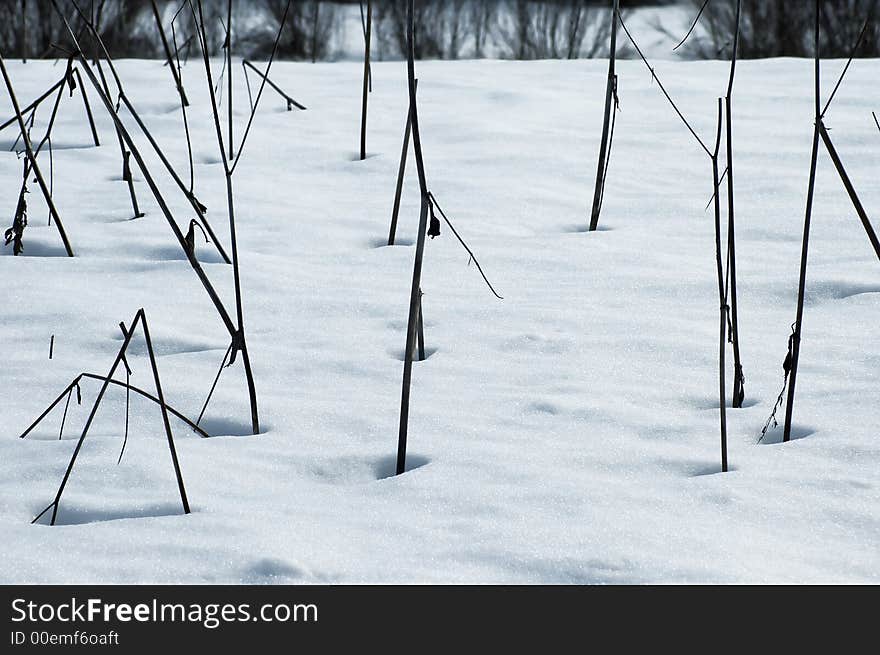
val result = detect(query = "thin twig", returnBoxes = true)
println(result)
[673,0,711,51]
[783,0,823,443]
[617,10,711,157]
[242,60,306,111]
[704,165,728,210]
[230,0,292,174]
[116,367,131,465]
[170,1,195,192]
[196,344,232,426]
[427,192,503,300]
[190,0,261,434]
[820,2,877,118]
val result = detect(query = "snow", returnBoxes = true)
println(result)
[0,53,878,583]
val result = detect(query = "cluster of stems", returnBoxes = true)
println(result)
[42,0,296,437]
[782,0,880,442]
[617,2,747,472]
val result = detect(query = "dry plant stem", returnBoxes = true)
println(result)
[8,109,31,152]
[140,313,190,511]
[711,99,727,472]
[72,68,100,146]
[227,0,233,161]
[0,51,74,256]
[812,2,880,260]
[170,3,195,192]
[726,0,744,408]
[427,192,504,300]
[192,0,265,435]
[725,94,744,407]
[617,11,733,468]
[818,121,880,259]
[30,64,68,160]
[167,33,195,67]
[0,61,94,140]
[360,0,372,161]
[0,78,65,131]
[94,56,143,219]
[23,64,67,228]
[150,0,189,107]
[186,0,292,430]
[196,344,232,426]
[617,12,710,156]
[53,8,238,340]
[19,372,209,440]
[242,60,307,111]
[589,0,619,231]
[30,310,190,526]
[58,387,71,439]
[119,94,232,263]
[416,293,425,361]
[783,0,822,443]
[32,63,72,224]
[81,373,209,437]
[820,6,876,119]
[781,4,878,441]
[19,377,81,440]
[403,292,427,363]
[388,79,417,246]
[673,0,710,51]
[397,0,431,476]
[228,2,292,174]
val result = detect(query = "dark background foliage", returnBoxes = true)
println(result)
[672,0,880,59]
[0,1,875,62]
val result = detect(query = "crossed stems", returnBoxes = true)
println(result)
[49,0,287,434]
[29,309,191,527]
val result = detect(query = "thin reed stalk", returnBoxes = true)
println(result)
[397,0,431,476]
[360,0,372,161]
[0,51,74,256]
[150,0,189,107]
[782,0,822,443]
[589,0,619,231]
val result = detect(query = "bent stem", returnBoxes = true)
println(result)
[242,60,306,111]
[20,372,209,440]
[389,79,417,246]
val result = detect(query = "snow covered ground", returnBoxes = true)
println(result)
[0,53,878,583]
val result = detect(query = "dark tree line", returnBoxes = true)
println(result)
[0,0,340,61]
[0,0,674,62]
[0,0,158,60]
[374,0,618,60]
[676,0,880,58]
[7,1,875,63]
